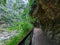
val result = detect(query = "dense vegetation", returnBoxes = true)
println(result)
[0,0,34,45]
[0,0,34,30]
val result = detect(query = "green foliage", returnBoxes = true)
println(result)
[0,0,34,29]
[0,0,34,45]
[8,21,33,31]
[29,0,34,6]
[3,29,27,45]
[0,0,7,5]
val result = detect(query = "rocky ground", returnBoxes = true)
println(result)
[0,24,19,45]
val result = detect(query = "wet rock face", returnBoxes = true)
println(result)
[32,0,60,43]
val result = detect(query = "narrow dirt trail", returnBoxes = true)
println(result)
[32,28,56,45]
